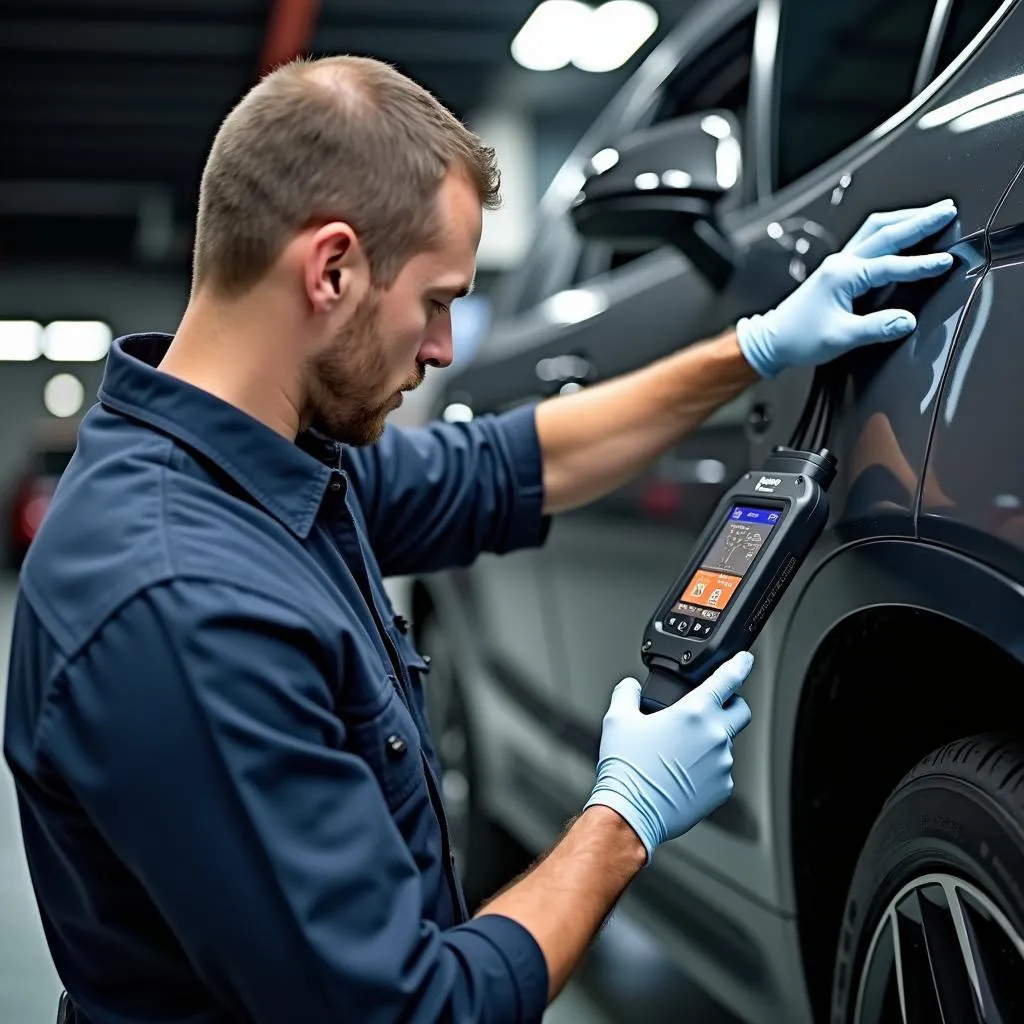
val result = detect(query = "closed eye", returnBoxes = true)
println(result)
[430,300,450,316]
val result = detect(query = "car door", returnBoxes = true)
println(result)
[748,0,1017,550]
[551,0,1013,837]
[532,4,767,744]
[919,151,1024,579]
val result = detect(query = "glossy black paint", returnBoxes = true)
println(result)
[418,1,1024,1021]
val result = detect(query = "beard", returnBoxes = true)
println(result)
[305,290,424,446]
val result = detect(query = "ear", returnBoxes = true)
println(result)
[303,222,369,315]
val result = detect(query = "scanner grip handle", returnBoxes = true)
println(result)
[640,660,697,714]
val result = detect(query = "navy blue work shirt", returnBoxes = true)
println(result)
[3,334,551,1023]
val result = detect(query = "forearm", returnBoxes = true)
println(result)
[535,330,758,514]
[474,806,646,1002]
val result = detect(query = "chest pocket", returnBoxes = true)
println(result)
[342,666,426,814]
[387,619,441,771]
[347,691,425,812]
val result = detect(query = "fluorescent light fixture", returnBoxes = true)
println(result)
[949,92,1024,133]
[542,290,607,325]
[572,1,658,73]
[634,172,659,191]
[919,73,1024,129]
[701,114,733,139]
[662,169,692,189]
[511,0,590,71]
[0,320,43,361]
[43,373,85,418]
[512,0,657,73]
[591,147,620,174]
[42,320,112,362]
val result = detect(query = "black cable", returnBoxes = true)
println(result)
[789,366,826,450]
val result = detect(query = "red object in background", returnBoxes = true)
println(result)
[259,0,322,75]
[4,427,78,570]
[642,480,683,519]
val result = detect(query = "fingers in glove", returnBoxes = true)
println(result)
[843,200,954,253]
[849,201,958,260]
[855,251,954,293]
[844,308,919,346]
[694,651,754,709]
[722,695,752,739]
[607,676,642,717]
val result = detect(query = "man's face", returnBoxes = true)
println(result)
[306,169,482,445]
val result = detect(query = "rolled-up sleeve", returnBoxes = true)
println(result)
[343,404,549,577]
[44,579,548,1024]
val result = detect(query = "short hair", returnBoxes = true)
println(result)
[192,55,501,297]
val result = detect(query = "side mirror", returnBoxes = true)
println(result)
[569,110,743,290]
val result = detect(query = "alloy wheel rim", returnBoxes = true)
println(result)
[853,871,1024,1023]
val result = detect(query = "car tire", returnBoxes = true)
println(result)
[831,734,1024,1023]
[418,613,533,912]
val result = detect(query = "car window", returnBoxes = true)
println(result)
[572,13,757,286]
[774,0,937,190]
[496,213,582,318]
[932,0,1004,80]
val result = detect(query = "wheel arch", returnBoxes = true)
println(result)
[772,536,1024,1019]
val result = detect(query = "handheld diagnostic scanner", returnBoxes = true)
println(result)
[640,446,837,713]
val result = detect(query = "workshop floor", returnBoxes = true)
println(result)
[0,576,737,1023]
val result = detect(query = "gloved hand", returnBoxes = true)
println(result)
[736,199,959,379]
[584,651,754,863]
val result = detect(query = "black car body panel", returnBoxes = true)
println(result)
[414,1,1024,1020]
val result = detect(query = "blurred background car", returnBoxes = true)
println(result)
[3,420,78,570]
[412,0,1024,1020]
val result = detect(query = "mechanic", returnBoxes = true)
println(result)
[3,56,957,1024]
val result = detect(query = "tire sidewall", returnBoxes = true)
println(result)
[831,775,1024,1023]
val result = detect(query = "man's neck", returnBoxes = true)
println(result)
[160,292,304,442]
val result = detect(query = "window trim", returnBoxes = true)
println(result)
[914,0,957,93]
[756,0,1017,207]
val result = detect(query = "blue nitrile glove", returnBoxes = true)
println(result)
[736,200,959,379]
[584,651,754,863]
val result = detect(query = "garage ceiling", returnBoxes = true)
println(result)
[0,0,692,268]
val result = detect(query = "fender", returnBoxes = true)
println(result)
[768,534,1024,907]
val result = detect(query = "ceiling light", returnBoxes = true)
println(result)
[634,172,659,190]
[0,321,43,361]
[512,1,658,74]
[43,373,85,418]
[511,0,591,71]
[42,321,112,362]
[572,1,658,73]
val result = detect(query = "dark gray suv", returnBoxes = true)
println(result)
[411,0,1024,1019]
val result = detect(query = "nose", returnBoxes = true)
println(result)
[420,320,454,369]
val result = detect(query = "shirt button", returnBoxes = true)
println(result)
[386,734,408,759]
[329,477,342,492]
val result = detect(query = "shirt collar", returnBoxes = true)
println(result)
[98,333,337,539]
